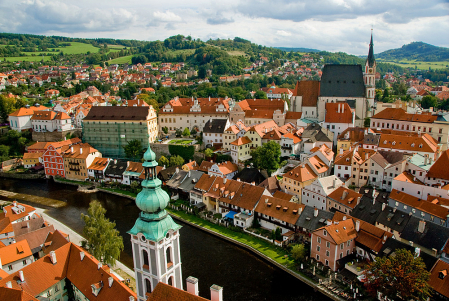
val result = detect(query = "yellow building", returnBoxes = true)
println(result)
[23,152,44,168]
[280,164,318,202]
[336,127,368,154]
[63,143,101,181]
[230,137,252,165]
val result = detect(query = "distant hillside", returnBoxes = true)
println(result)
[275,47,321,53]
[376,42,449,62]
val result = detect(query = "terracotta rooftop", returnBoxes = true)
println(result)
[317,219,357,245]
[429,260,449,298]
[147,282,208,301]
[282,164,317,182]
[328,186,363,209]
[427,149,449,181]
[372,108,438,123]
[255,196,304,225]
[324,102,353,124]
[293,80,320,107]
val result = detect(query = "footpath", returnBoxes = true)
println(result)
[35,208,135,283]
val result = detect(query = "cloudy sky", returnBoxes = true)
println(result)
[0,0,448,55]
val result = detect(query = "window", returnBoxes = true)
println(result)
[23,260,27,266]
[340,253,343,259]
[340,243,344,250]
[325,259,329,266]
[317,237,321,243]
[316,254,320,261]
[326,241,330,248]
[8,265,12,271]
[323,230,327,236]
[326,251,330,257]
[317,246,320,252]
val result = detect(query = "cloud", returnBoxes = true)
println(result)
[153,11,182,22]
[276,30,292,37]
[206,16,234,25]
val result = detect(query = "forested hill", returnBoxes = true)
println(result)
[376,42,449,62]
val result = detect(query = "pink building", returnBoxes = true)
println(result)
[310,219,357,271]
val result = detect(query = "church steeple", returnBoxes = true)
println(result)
[366,30,376,68]
[128,144,183,300]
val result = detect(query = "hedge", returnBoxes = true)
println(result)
[168,144,195,161]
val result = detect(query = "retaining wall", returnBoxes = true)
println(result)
[0,171,44,179]
[32,129,82,142]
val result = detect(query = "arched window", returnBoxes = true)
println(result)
[166,247,173,269]
[142,250,149,269]
[145,278,152,293]
[168,276,174,287]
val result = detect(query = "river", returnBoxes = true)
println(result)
[0,178,330,301]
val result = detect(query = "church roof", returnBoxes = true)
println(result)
[320,65,365,97]
[366,33,376,68]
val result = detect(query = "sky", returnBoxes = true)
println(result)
[0,0,448,55]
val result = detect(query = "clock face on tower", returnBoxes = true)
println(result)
[369,68,373,73]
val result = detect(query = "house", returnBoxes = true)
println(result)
[336,127,368,154]
[0,242,136,301]
[405,153,434,183]
[104,159,128,183]
[202,119,229,148]
[428,260,449,299]
[122,162,144,185]
[368,151,407,191]
[327,186,363,214]
[182,160,199,171]
[301,176,343,210]
[176,170,205,202]
[8,105,48,132]
[426,149,449,187]
[280,163,318,201]
[235,168,268,186]
[310,219,357,271]
[254,196,304,236]
[258,176,281,194]
[376,132,440,159]
[22,152,44,169]
[300,123,333,155]
[62,143,101,181]
[295,206,334,242]
[322,102,355,144]
[208,161,238,179]
[0,240,34,274]
[31,111,72,133]
[87,157,111,181]
[230,136,252,165]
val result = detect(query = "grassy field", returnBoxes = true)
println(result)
[227,50,248,57]
[166,49,196,56]
[1,56,52,62]
[107,55,134,64]
[378,58,449,70]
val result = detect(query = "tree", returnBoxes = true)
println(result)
[204,148,214,159]
[182,127,190,137]
[254,90,267,99]
[271,227,282,241]
[162,126,168,134]
[190,128,197,136]
[123,139,143,159]
[0,94,17,122]
[0,145,9,162]
[251,141,281,175]
[291,244,306,262]
[363,249,431,301]
[169,155,184,167]
[364,117,371,128]
[420,95,438,109]
[158,155,169,167]
[81,201,124,266]
[198,66,207,79]
[175,128,182,137]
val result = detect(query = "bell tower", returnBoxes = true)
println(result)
[364,30,376,117]
[128,144,183,300]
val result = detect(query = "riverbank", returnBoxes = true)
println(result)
[0,171,45,179]
[34,207,136,291]
[167,209,345,301]
[0,189,67,208]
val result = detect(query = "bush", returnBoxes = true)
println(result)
[168,144,195,161]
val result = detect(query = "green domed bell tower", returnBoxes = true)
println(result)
[128,145,182,300]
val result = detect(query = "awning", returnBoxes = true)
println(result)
[225,211,237,219]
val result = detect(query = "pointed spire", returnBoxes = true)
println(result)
[367,30,375,67]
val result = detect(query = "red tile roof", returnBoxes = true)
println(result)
[372,108,438,123]
[293,80,320,107]
[328,186,363,209]
[427,150,449,180]
[429,260,449,298]
[324,103,353,124]
[0,240,32,265]
[147,282,208,301]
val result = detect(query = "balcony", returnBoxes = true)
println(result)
[281,145,292,150]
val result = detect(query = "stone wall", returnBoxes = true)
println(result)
[32,129,82,142]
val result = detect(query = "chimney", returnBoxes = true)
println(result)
[223,178,227,184]
[108,277,113,287]
[418,220,426,233]
[409,241,414,246]
[342,104,344,113]
[186,276,199,296]
[97,262,102,270]
[424,155,428,165]
[19,271,24,282]
[357,197,361,205]
[129,297,135,301]
[80,147,83,154]
[114,159,117,164]
[382,203,386,211]
[80,252,85,261]
[339,148,343,155]
[341,191,348,200]
[355,220,360,232]
[415,247,421,257]
[432,248,438,256]
[332,178,336,188]
[343,215,347,221]
[5,281,12,288]
[337,103,341,113]
[71,146,74,153]
[50,251,57,264]
[314,207,318,217]
[176,167,179,174]
[365,153,369,160]
[210,285,223,301]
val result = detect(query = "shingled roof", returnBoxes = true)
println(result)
[320,65,365,97]
[84,106,150,121]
